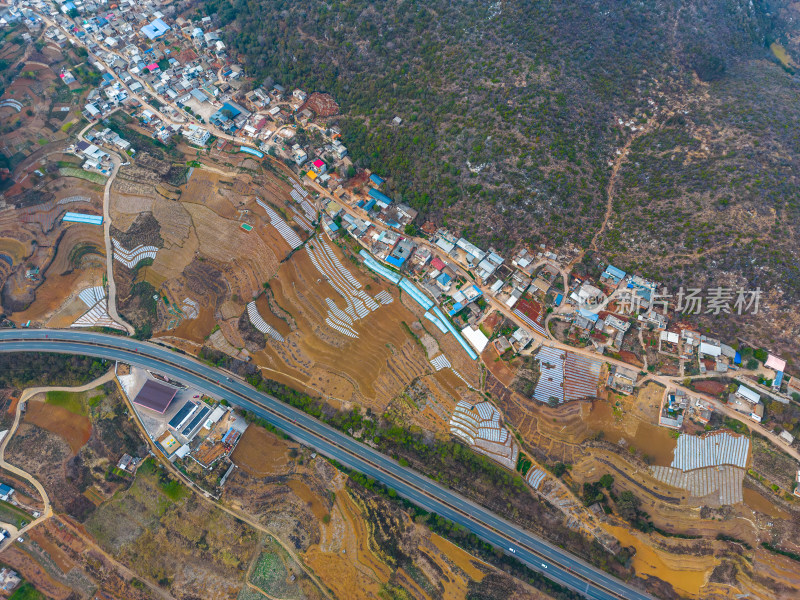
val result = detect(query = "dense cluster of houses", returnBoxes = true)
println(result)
[23,0,356,178]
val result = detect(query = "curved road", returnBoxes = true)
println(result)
[74,118,134,335]
[0,329,651,600]
[0,370,118,550]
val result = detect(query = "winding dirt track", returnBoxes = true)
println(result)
[75,118,134,335]
[0,369,116,550]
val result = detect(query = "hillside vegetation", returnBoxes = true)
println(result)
[203,0,800,360]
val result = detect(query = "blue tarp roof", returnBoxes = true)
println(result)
[368,188,393,205]
[734,351,742,365]
[370,173,384,186]
[141,18,171,40]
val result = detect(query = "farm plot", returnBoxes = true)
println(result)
[263,250,435,411]
[246,301,285,342]
[112,238,158,269]
[248,537,318,600]
[529,346,603,404]
[7,223,105,327]
[649,431,750,505]
[70,285,125,331]
[107,193,157,232]
[305,236,381,338]
[449,400,519,470]
[183,202,281,299]
[255,197,303,249]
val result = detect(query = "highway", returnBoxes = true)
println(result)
[0,329,652,600]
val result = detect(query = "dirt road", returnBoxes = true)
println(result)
[109,376,335,600]
[74,119,134,335]
[0,369,116,551]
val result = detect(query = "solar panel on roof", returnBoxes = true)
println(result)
[182,406,210,436]
[168,401,196,429]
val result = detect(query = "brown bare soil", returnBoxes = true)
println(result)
[301,92,340,117]
[601,524,714,598]
[259,244,479,416]
[231,425,290,477]
[693,380,727,396]
[483,344,516,386]
[288,480,328,521]
[7,385,146,520]
[743,487,793,520]
[158,305,216,344]
[0,544,74,600]
[25,399,91,455]
[303,484,390,599]
[1,180,103,318]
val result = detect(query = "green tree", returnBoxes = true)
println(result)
[599,474,614,489]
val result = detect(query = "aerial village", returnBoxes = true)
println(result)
[3,0,800,497]
[2,0,800,596]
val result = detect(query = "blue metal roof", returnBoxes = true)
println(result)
[141,18,171,40]
[554,293,563,306]
[368,188,392,205]
[436,272,452,285]
[774,371,784,387]
[364,199,376,211]
[448,302,465,317]
[370,173,384,186]
[604,264,626,280]
[221,102,241,117]
[386,255,404,267]
[63,212,103,225]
